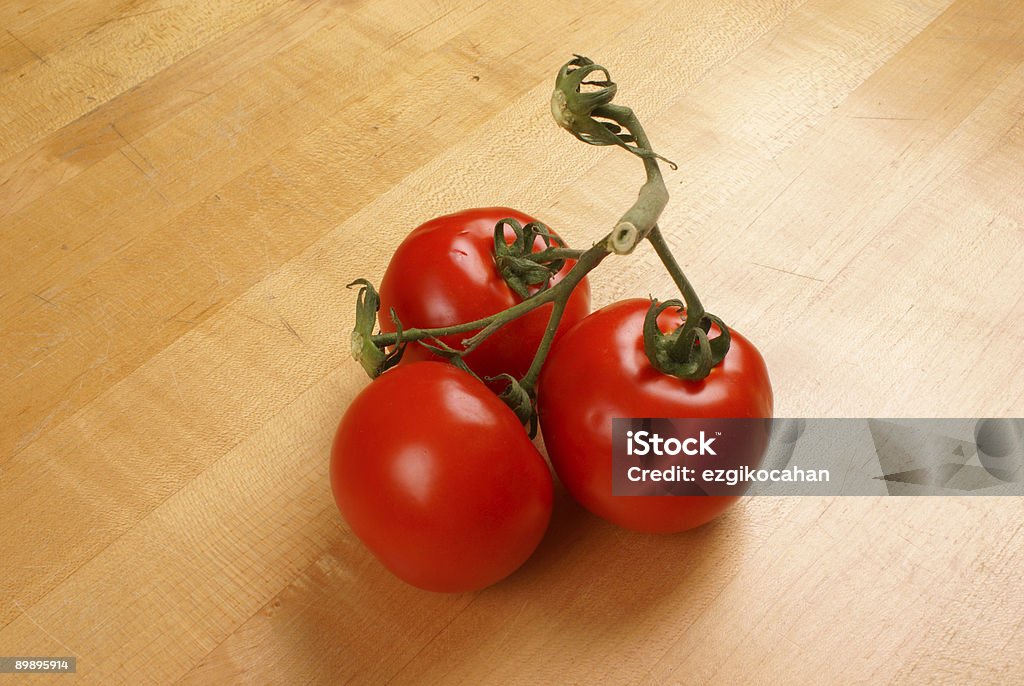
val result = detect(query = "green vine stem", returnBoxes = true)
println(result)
[646,226,731,373]
[550,55,676,255]
[352,55,733,424]
[520,297,567,391]
[523,247,585,263]
[369,245,606,351]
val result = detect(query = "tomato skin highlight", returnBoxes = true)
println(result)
[377,207,591,383]
[331,362,553,592]
[538,299,773,534]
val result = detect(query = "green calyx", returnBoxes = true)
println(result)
[551,55,677,170]
[551,56,617,140]
[643,299,731,381]
[491,373,538,437]
[493,218,570,299]
[347,279,403,378]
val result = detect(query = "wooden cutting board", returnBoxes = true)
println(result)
[2,0,1022,682]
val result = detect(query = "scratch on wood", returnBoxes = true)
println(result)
[116,147,169,204]
[385,8,456,51]
[751,261,824,282]
[765,6,792,49]
[111,123,156,173]
[935,36,1024,44]
[13,405,61,453]
[741,168,805,234]
[384,598,475,685]
[58,144,86,160]
[845,115,925,121]
[13,600,78,655]
[279,315,304,344]
[32,292,58,307]
[238,313,279,331]
[192,300,222,321]
[11,343,64,381]
[103,6,170,24]
[169,368,185,405]
[167,300,197,320]
[65,6,171,46]
[6,29,46,63]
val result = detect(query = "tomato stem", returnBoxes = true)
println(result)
[370,245,607,350]
[594,104,669,255]
[648,225,706,332]
[551,56,675,255]
[551,56,733,379]
[641,228,734,378]
[522,247,585,262]
[519,296,567,393]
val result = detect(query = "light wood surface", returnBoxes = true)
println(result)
[2,0,1023,683]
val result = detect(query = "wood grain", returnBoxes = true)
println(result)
[2,0,1023,683]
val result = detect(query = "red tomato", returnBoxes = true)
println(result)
[331,362,553,592]
[538,299,773,533]
[378,207,590,383]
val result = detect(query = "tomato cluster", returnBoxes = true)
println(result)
[331,208,773,592]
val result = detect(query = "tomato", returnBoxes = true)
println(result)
[537,299,773,533]
[378,207,590,384]
[331,362,553,592]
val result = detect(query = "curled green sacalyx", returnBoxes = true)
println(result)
[551,55,677,171]
[492,218,566,299]
[642,299,732,381]
[551,55,618,134]
[491,373,538,437]
[347,279,402,378]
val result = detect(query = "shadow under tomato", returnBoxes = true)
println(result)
[488,478,746,627]
[282,484,750,684]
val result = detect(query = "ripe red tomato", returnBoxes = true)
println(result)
[331,362,553,592]
[377,207,590,383]
[538,299,773,533]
